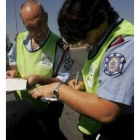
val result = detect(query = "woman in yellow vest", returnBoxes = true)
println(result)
[30,0,134,139]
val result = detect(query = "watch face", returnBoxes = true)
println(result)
[53,90,58,98]
[53,82,62,99]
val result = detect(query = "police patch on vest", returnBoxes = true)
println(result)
[104,53,126,76]
[39,53,53,69]
[64,59,75,70]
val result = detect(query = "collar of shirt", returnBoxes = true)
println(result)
[88,18,122,58]
[94,19,122,48]
[23,29,51,51]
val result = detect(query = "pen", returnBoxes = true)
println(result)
[75,71,79,88]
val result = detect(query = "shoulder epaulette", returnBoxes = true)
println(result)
[110,36,124,47]
[57,39,70,51]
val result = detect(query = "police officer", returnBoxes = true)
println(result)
[6,0,73,139]
[30,0,134,140]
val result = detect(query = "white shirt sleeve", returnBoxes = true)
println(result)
[8,41,16,66]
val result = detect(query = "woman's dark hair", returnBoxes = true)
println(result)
[58,0,119,44]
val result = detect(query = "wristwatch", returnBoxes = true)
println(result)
[53,82,63,99]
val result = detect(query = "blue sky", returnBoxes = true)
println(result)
[6,0,134,43]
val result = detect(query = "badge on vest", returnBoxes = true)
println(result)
[64,59,75,70]
[39,53,53,69]
[104,53,126,76]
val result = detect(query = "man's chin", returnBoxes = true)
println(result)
[35,37,45,42]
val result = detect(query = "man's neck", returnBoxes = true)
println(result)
[31,38,41,50]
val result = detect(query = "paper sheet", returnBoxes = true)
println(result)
[6,79,27,91]
[6,79,59,101]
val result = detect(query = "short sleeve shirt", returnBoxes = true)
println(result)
[97,36,134,114]
[8,30,73,83]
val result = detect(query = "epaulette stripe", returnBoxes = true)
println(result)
[57,39,70,51]
[111,37,124,47]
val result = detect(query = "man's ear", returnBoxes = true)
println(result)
[44,12,48,22]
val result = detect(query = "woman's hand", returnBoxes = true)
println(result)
[68,79,85,91]
[29,82,59,99]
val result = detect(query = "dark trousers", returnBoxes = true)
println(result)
[36,101,67,140]
[83,115,134,140]
[6,100,67,140]
[6,99,41,140]
[14,91,67,140]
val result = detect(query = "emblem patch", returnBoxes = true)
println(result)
[39,53,53,69]
[64,59,75,70]
[104,53,126,76]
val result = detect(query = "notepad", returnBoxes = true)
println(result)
[6,79,27,91]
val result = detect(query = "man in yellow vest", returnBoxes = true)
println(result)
[6,0,74,139]
[30,0,134,140]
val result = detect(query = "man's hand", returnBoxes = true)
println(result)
[23,74,40,88]
[6,70,18,78]
[68,79,85,91]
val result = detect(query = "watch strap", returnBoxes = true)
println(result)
[53,82,63,98]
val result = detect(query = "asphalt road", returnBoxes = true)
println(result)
[6,47,88,140]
